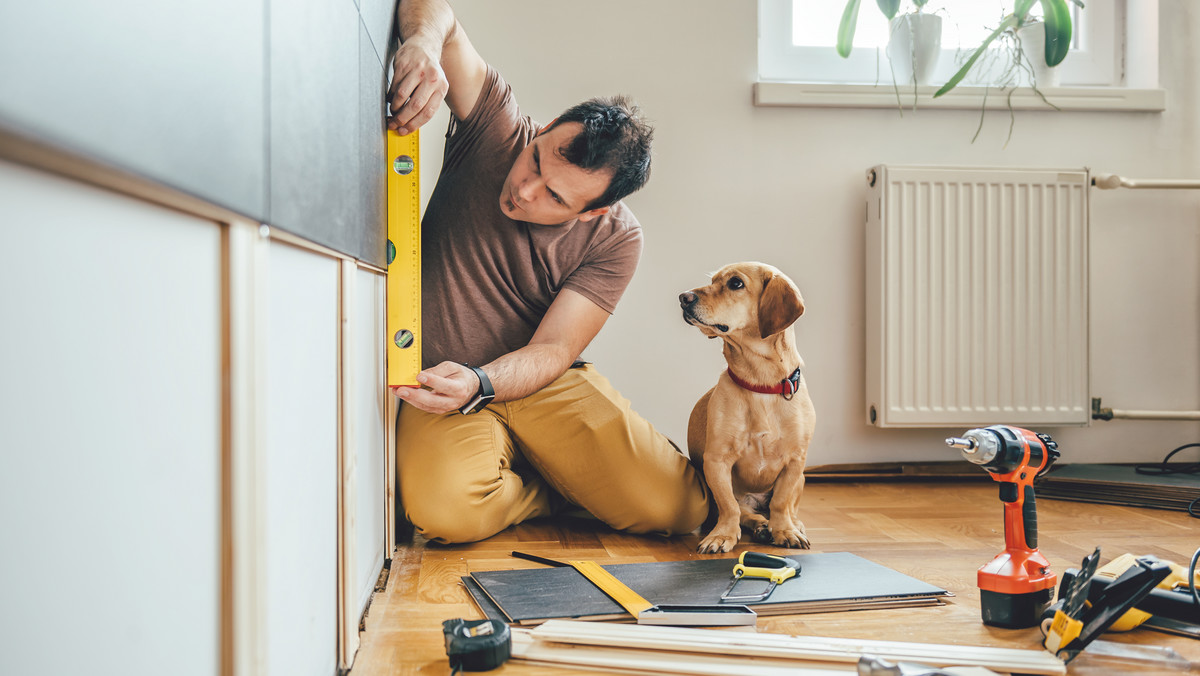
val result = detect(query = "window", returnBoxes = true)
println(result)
[759,0,1118,87]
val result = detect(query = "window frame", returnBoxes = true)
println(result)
[758,0,1118,87]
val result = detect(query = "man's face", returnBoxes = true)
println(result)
[499,121,613,225]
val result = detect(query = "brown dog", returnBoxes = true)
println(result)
[679,262,816,554]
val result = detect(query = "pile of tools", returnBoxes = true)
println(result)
[443,425,1199,674]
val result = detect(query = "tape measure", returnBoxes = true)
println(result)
[386,129,422,387]
[442,618,510,672]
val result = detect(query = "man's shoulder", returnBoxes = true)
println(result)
[581,201,643,258]
[598,203,643,252]
[599,201,641,233]
[446,65,533,160]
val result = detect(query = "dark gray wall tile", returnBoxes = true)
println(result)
[360,0,395,70]
[0,2,267,219]
[269,0,361,256]
[359,21,387,268]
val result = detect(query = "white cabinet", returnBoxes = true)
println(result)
[0,159,391,675]
[0,160,223,676]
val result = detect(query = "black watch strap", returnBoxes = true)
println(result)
[459,365,495,415]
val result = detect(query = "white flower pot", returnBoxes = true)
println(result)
[886,13,942,86]
[1018,21,1061,88]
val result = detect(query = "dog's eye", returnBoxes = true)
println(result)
[727,277,744,290]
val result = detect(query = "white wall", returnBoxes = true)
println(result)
[420,0,1200,465]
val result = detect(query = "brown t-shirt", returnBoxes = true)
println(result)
[420,67,643,368]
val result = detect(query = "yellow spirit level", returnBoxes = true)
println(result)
[386,129,421,387]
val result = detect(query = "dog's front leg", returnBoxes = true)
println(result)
[697,456,742,554]
[766,460,811,549]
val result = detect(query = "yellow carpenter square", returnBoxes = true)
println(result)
[386,129,422,387]
[568,560,655,618]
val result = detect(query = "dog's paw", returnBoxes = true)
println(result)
[771,527,811,550]
[750,523,773,544]
[697,530,740,554]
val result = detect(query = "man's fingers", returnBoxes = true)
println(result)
[419,361,471,391]
[387,47,448,134]
[392,385,456,415]
[391,76,445,130]
[389,362,476,414]
[415,370,456,392]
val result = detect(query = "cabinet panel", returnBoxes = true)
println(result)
[264,243,339,676]
[0,2,266,218]
[0,160,222,676]
[354,270,388,614]
[358,20,388,268]
[269,0,362,258]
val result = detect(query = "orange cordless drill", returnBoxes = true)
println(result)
[946,425,1061,628]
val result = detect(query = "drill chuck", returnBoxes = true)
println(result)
[945,428,1000,465]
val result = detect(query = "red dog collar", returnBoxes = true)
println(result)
[727,367,804,400]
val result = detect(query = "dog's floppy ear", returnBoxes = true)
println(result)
[757,273,804,338]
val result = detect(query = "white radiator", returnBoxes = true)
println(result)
[865,165,1090,428]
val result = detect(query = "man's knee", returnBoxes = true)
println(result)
[403,489,499,544]
[608,486,710,537]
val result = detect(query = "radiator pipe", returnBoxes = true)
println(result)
[1091,173,1200,190]
[1091,397,1200,421]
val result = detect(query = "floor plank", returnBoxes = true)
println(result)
[350,481,1200,674]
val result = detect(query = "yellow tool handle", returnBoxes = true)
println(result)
[734,563,797,585]
[568,560,654,617]
[734,551,800,584]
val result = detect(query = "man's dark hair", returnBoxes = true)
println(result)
[545,95,653,211]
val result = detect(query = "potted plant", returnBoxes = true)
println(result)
[929,0,1082,142]
[837,0,942,87]
[933,0,1082,98]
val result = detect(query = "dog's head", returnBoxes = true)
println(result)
[679,262,805,340]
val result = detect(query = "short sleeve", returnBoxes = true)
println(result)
[560,222,643,315]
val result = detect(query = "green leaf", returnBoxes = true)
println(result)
[1015,0,1037,17]
[913,0,930,8]
[837,0,863,58]
[933,15,1018,98]
[876,0,901,20]
[1039,0,1073,66]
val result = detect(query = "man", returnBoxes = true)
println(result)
[387,0,709,543]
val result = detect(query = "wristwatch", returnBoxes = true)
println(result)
[459,365,495,415]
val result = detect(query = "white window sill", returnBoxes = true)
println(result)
[753,82,1166,112]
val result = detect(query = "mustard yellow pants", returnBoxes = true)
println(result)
[395,364,710,543]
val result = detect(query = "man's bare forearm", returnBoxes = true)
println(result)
[397,0,457,51]
[482,343,577,402]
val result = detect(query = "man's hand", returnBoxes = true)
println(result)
[388,38,449,135]
[390,360,480,414]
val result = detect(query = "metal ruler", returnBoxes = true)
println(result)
[386,129,421,387]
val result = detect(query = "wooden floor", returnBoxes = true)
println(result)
[349,480,1199,674]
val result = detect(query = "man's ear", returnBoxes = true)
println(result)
[577,206,610,222]
[757,274,804,339]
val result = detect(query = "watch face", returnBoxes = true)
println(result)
[461,393,493,415]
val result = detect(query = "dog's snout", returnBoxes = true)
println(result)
[679,291,697,308]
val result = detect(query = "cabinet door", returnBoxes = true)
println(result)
[264,243,339,676]
[353,270,388,614]
[0,160,222,676]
